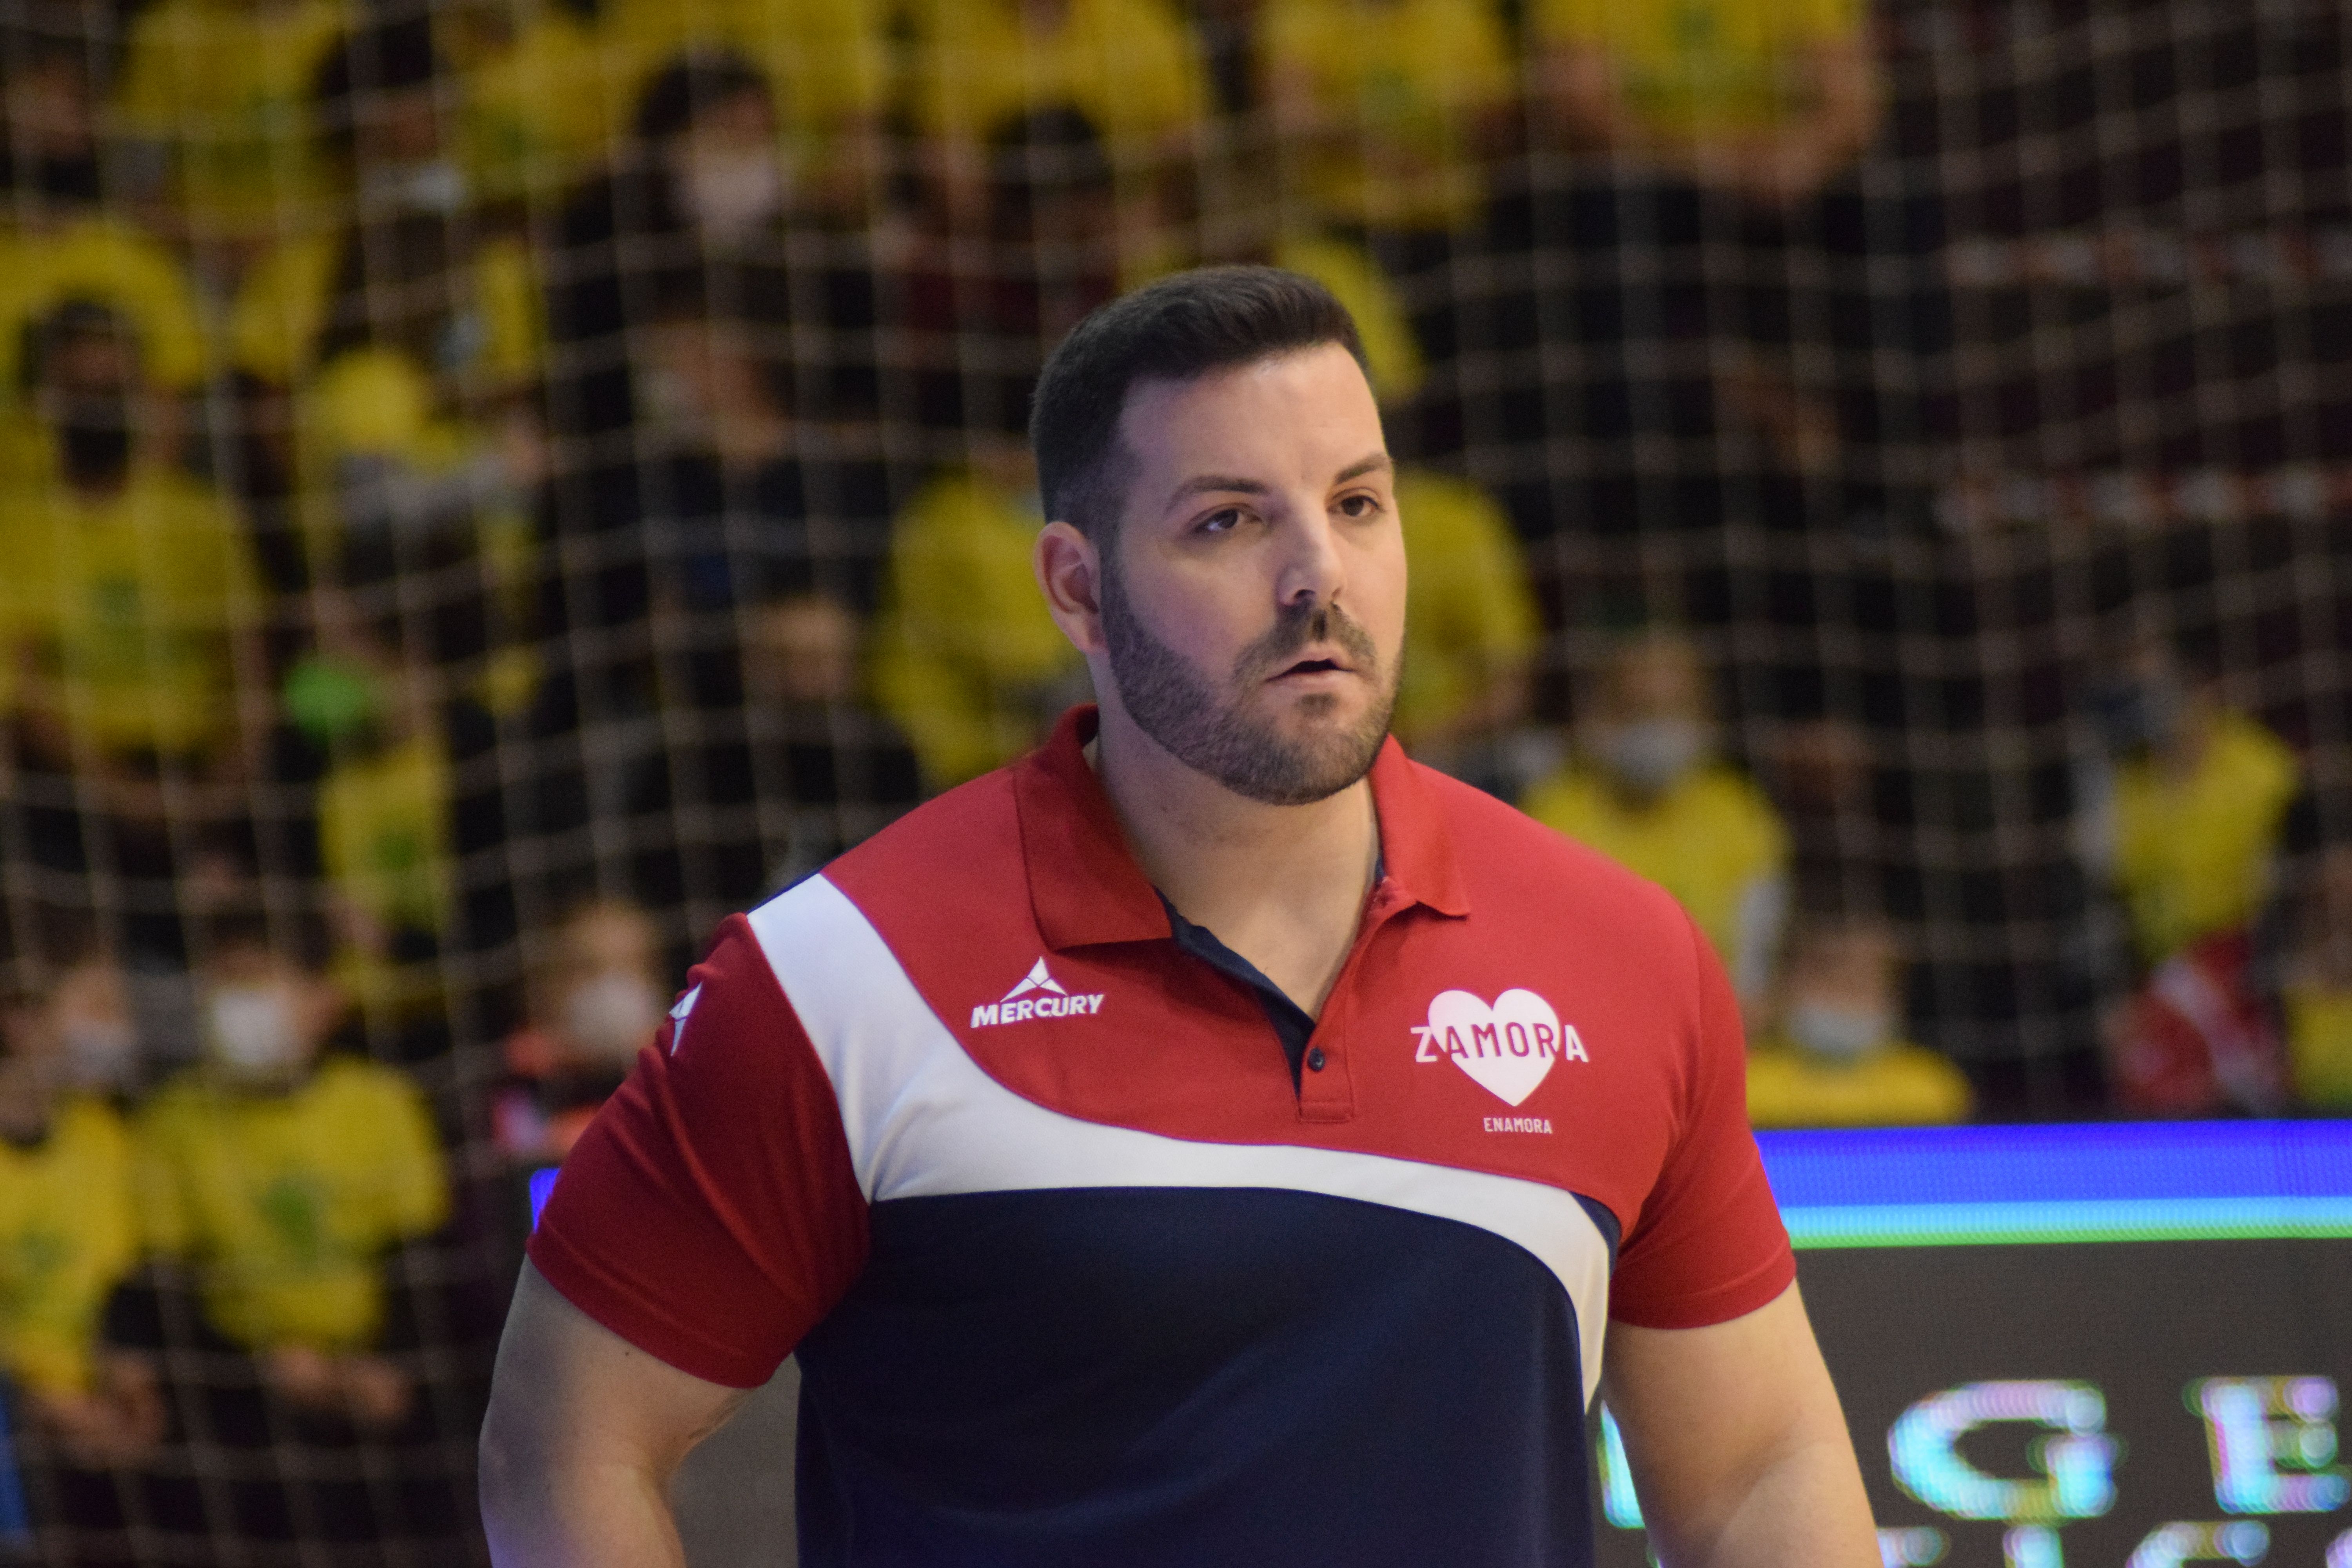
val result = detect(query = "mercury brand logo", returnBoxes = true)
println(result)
[1411,987,1585,1107]
[971,959,1105,1028]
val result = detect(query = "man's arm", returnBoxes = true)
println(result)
[1603,1281,1878,1568]
[479,1261,750,1568]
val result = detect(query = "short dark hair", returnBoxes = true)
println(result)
[633,49,773,145]
[1030,265,1369,543]
[20,296,134,394]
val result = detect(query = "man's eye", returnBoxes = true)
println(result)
[1199,508,1245,534]
[1335,493,1383,519]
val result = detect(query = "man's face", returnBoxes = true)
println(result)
[1094,343,1405,805]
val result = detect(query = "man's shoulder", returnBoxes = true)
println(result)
[824,765,1020,880]
[766,765,1027,945]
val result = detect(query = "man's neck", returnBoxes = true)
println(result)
[1089,702,1380,1018]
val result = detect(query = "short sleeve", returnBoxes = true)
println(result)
[1608,912,1794,1329]
[528,915,871,1388]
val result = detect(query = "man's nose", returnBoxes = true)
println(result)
[1274,505,1346,612]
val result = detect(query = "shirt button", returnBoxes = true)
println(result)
[1306,1047,1327,1073]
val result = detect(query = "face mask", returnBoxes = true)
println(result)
[1786,1001,1891,1063]
[1592,718,1708,797]
[205,987,305,1081]
[31,154,101,204]
[559,972,663,1065]
[60,1018,136,1092]
[679,151,784,241]
[54,396,131,488]
[366,159,469,216]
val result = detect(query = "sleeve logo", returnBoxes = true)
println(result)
[1411,988,1584,1106]
[666,984,702,1054]
[971,958,1106,1028]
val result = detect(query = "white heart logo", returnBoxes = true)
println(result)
[1416,989,1573,1107]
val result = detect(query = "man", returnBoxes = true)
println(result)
[480,267,1878,1564]
[2083,638,2301,1114]
[3,300,267,961]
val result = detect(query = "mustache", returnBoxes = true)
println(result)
[1233,600,1379,684]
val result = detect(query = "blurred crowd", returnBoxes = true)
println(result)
[0,0,2344,1538]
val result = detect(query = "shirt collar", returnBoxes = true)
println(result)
[1013,705,1471,952]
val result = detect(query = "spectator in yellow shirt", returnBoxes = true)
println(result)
[1746,916,1971,1127]
[906,0,1205,238]
[302,650,461,1025]
[873,431,1089,789]
[112,0,352,273]
[0,31,208,434]
[0,962,161,1465]
[4,301,267,958]
[279,597,519,1042]
[1528,0,1880,208]
[2283,845,2352,1111]
[228,15,544,395]
[137,926,449,1427]
[438,0,632,214]
[2085,641,2301,1114]
[1259,0,1513,236]
[294,202,544,689]
[2085,642,2300,969]
[1257,0,1513,377]
[1388,468,1539,769]
[1523,629,1789,1006]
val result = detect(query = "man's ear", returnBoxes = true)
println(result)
[1036,520,1109,657]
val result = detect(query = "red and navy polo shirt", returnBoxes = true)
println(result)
[531,706,1794,1567]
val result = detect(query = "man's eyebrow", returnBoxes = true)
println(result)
[1165,473,1272,508]
[1162,452,1394,510]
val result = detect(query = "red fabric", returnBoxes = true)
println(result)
[532,707,1795,1376]
[2107,929,2287,1115]
[1608,916,1797,1328]
[826,706,1794,1330]
[527,915,869,1388]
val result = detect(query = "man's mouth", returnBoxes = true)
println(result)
[1274,653,1352,679]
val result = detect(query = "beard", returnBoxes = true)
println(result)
[1099,553,1397,806]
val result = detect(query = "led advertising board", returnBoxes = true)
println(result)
[1594,1122,2352,1568]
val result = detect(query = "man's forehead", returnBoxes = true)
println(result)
[1116,346,1386,495]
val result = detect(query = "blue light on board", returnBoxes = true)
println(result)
[516,1125,2352,1247]
[1758,1122,2352,1247]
